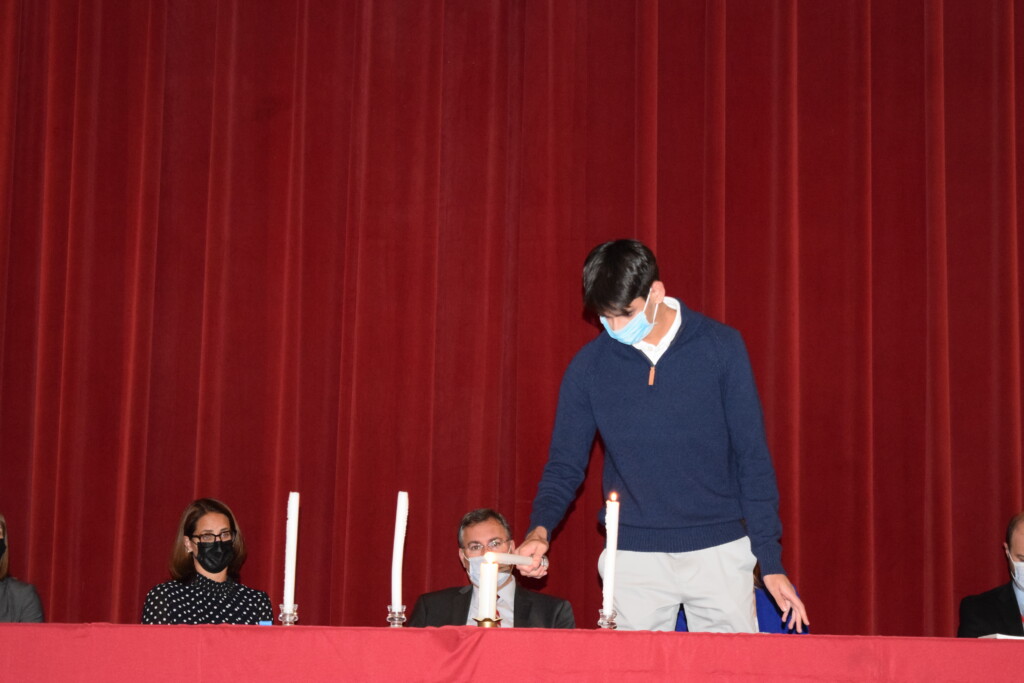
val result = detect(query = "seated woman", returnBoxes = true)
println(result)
[0,513,44,622]
[142,498,272,625]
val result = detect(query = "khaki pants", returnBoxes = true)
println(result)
[598,536,758,632]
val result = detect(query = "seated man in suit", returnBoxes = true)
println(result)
[409,508,575,628]
[957,510,1024,637]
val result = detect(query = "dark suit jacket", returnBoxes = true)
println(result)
[0,577,44,623]
[957,582,1024,638]
[409,584,575,629]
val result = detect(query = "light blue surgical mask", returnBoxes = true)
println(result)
[600,291,658,345]
[1008,551,1024,592]
[466,555,513,586]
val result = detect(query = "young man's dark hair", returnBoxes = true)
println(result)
[582,239,660,316]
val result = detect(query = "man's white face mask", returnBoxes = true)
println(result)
[465,555,513,587]
[1007,549,1024,591]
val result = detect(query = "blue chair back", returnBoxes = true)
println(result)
[675,586,808,634]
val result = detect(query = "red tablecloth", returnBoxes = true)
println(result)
[1,623,1020,682]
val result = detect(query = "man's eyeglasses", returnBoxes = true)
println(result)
[190,531,234,543]
[464,538,510,554]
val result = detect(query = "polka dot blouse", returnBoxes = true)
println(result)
[141,574,272,625]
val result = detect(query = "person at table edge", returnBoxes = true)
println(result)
[958,510,1024,638]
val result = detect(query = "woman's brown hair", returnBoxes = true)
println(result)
[169,499,248,581]
[0,513,9,580]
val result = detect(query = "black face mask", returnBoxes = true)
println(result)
[194,540,235,574]
[0,538,6,558]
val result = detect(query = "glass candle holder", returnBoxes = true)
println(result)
[387,604,407,627]
[278,604,299,626]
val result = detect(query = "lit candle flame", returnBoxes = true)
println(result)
[610,491,618,502]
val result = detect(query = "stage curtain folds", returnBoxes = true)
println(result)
[0,0,1021,635]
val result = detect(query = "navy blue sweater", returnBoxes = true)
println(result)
[529,301,785,576]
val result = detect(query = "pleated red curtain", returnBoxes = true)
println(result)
[1,0,1021,636]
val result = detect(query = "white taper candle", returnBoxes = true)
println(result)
[483,551,534,566]
[283,492,300,610]
[478,559,499,621]
[391,491,409,608]
[603,492,619,615]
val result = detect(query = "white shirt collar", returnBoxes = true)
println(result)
[634,296,682,364]
[466,576,516,627]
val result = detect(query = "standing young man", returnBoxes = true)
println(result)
[518,239,808,632]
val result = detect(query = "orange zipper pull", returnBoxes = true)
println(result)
[648,366,655,386]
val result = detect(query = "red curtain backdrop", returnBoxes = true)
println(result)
[1,0,1022,636]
